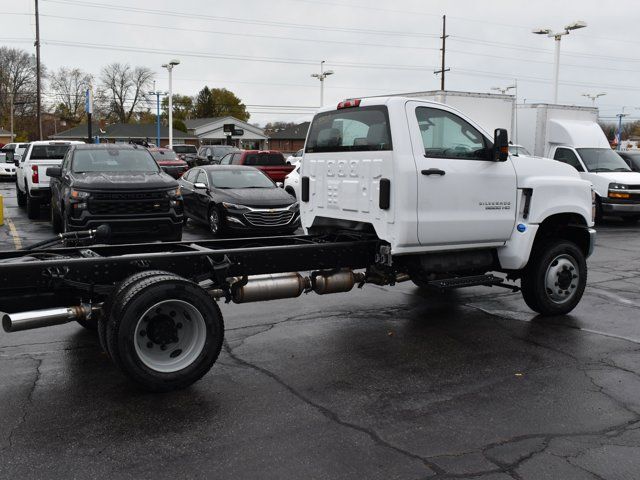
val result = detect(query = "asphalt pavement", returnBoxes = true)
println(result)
[1,179,639,479]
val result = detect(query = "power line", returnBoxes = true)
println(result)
[38,13,440,52]
[40,0,438,38]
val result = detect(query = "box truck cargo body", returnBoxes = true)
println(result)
[517,103,640,221]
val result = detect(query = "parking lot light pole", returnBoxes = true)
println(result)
[149,85,168,148]
[311,61,334,107]
[533,21,587,104]
[582,92,606,106]
[161,59,180,148]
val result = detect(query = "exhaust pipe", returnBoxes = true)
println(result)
[2,305,91,333]
[232,273,310,304]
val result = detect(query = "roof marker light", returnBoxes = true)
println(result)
[337,99,361,109]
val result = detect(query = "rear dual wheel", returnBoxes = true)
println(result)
[104,272,224,392]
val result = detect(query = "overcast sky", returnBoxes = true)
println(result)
[3,0,639,126]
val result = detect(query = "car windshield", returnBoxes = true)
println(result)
[509,145,531,156]
[30,144,71,160]
[172,145,197,154]
[72,148,160,173]
[150,150,178,161]
[577,148,631,172]
[209,169,275,189]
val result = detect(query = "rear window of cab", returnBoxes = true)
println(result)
[305,105,392,153]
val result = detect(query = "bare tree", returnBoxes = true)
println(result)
[99,63,154,123]
[49,67,93,124]
[0,47,38,128]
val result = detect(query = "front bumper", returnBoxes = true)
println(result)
[0,165,16,177]
[601,202,640,215]
[67,215,183,238]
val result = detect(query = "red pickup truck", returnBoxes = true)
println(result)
[219,150,294,183]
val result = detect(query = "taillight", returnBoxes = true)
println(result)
[31,165,39,184]
[337,99,361,109]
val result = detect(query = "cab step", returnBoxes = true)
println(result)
[428,274,519,292]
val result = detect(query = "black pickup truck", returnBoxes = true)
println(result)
[48,144,183,242]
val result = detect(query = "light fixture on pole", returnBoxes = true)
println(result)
[161,59,180,148]
[581,92,606,106]
[532,21,587,104]
[491,85,516,95]
[149,82,168,148]
[311,60,334,107]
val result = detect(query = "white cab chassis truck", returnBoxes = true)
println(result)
[0,97,594,393]
[517,103,640,222]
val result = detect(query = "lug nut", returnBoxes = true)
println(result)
[176,322,183,329]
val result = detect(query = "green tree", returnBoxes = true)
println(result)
[161,94,194,122]
[193,86,249,121]
[173,119,187,133]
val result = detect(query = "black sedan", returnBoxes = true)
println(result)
[179,165,300,236]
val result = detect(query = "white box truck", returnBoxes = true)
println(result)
[517,103,640,222]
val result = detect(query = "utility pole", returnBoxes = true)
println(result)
[311,61,334,107]
[34,0,43,140]
[9,92,14,142]
[434,15,450,91]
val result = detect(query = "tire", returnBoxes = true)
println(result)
[16,182,26,207]
[520,239,587,316]
[105,274,224,392]
[51,203,62,233]
[26,192,40,220]
[208,205,225,236]
[98,270,176,359]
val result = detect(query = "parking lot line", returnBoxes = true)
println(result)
[5,218,23,250]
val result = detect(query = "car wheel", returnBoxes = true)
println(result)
[26,191,40,220]
[51,203,62,233]
[16,181,26,207]
[208,206,225,236]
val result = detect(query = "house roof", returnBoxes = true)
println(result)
[51,123,196,140]
[184,117,224,129]
[268,122,310,140]
[184,116,267,140]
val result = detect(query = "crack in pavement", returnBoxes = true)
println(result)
[222,340,446,477]
[5,355,42,451]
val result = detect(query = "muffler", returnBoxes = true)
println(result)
[232,273,310,303]
[2,305,91,333]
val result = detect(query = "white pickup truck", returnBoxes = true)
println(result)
[301,97,595,316]
[15,140,83,219]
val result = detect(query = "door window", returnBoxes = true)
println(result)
[195,170,209,185]
[553,148,584,172]
[183,169,196,182]
[416,107,488,160]
[220,154,232,165]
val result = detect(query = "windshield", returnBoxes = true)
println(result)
[245,153,285,166]
[577,148,631,172]
[509,145,531,156]
[72,149,160,173]
[150,150,178,161]
[306,105,392,153]
[209,169,275,189]
[173,145,197,154]
[30,144,71,160]
[212,147,239,159]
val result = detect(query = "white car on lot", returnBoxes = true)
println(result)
[286,149,303,165]
[16,140,84,219]
[0,143,29,178]
[284,164,301,199]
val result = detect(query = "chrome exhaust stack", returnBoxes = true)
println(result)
[2,305,91,333]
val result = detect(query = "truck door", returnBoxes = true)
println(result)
[407,102,517,247]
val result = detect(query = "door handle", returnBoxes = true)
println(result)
[421,168,446,176]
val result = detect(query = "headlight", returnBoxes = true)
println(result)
[222,202,249,210]
[70,189,90,199]
[289,202,299,210]
[166,187,181,198]
[609,183,628,190]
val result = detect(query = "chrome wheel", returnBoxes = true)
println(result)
[134,299,207,373]
[545,254,579,304]
[209,208,220,234]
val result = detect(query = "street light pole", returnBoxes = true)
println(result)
[533,21,587,104]
[581,92,606,106]
[149,83,168,148]
[161,59,180,148]
[311,61,334,107]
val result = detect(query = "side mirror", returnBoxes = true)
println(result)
[276,182,284,188]
[493,128,509,162]
[193,182,207,189]
[207,155,213,162]
[46,166,62,178]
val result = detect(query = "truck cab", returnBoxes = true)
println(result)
[301,97,594,316]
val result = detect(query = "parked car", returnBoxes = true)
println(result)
[0,143,29,179]
[48,144,183,242]
[179,165,299,236]
[16,140,84,219]
[284,164,301,199]
[285,148,304,165]
[171,144,198,165]
[219,150,294,183]
[148,147,189,178]
[618,151,640,172]
[196,145,240,165]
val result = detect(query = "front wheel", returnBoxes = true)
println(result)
[208,205,225,236]
[520,239,587,316]
[105,274,224,392]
